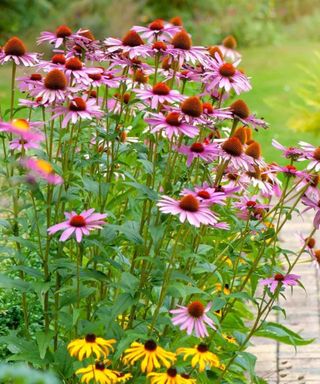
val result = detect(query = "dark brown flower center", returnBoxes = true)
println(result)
[85,333,96,342]
[179,194,200,212]
[152,41,167,51]
[88,72,102,81]
[4,37,26,56]
[149,19,165,30]
[95,362,105,371]
[223,35,237,49]
[30,73,42,81]
[233,127,247,144]
[197,344,209,353]
[152,82,170,95]
[181,96,203,117]
[219,63,236,77]
[44,69,67,90]
[79,29,95,41]
[246,200,257,208]
[52,53,66,64]
[162,56,172,70]
[274,273,285,281]
[69,97,86,111]
[165,112,181,126]
[65,57,83,70]
[202,102,214,114]
[133,69,148,84]
[167,368,177,378]
[208,46,223,59]
[222,137,243,157]
[56,25,72,38]
[172,30,191,50]
[70,215,86,227]
[170,16,183,26]
[306,237,316,249]
[197,190,210,199]
[230,100,250,119]
[187,301,205,317]
[190,142,205,153]
[314,250,320,262]
[285,165,297,174]
[144,339,157,351]
[313,147,320,161]
[122,30,144,47]
[310,174,320,187]
[246,141,261,159]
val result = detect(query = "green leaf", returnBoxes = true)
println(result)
[36,331,54,359]
[254,321,314,346]
[111,293,136,318]
[116,221,144,244]
[0,273,31,292]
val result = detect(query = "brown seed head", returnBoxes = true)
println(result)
[171,30,192,50]
[181,96,203,117]
[44,69,67,90]
[223,35,237,49]
[230,99,250,119]
[55,25,72,38]
[4,37,26,56]
[179,194,200,212]
[222,137,243,157]
[122,30,144,47]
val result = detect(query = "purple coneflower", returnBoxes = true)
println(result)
[233,195,269,221]
[302,195,320,229]
[177,141,217,167]
[181,183,226,206]
[17,73,43,92]
[21,157,63,185]
[104,30,148,59]
[299,142,320,171]
[37,25,77,48]
[133,82,185,109]
[48,209,107,242]
[145,111,198,139]
[203,54,251,95]
[64,57,102,87]
[272,139,304,161]
[52,97,103,128]
[218,35,241,64]
[217,137,253,171]
[260,273,300,293]
[230,99,268,130]
[0,37,39,66]
[132,19,180,42]
[270,164,308,179]
[157,194,218,227]
[0,119,43,141]
[167,30,207,66]
[30,69,68,104]
[170,301,216,338]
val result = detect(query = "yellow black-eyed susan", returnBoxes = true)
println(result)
[122,340,176,373]
[148,368,195,384]
[177,344,220,372]
[113,371,133,383]
[67,334,116,361]
[76,361,118,384]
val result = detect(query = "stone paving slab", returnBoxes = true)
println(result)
[249,207,320,383]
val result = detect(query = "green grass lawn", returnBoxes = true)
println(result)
[0,41,319,162]
[241,41,319,162]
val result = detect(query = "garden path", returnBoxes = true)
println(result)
[249,208,320,383]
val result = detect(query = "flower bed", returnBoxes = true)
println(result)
[0,18,318,384]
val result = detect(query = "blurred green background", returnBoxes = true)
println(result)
[1,0,320,161]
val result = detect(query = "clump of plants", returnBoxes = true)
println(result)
[0,18,318,384]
